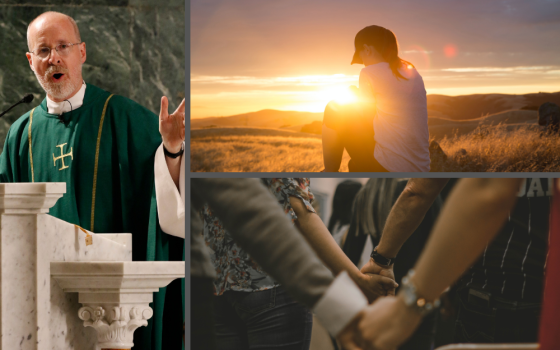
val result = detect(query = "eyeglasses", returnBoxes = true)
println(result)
[29,42,81,59]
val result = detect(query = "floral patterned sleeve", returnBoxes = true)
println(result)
[263,178,315,223]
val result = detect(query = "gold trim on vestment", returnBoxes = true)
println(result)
[28,108,36,182]
[91,94,114,232]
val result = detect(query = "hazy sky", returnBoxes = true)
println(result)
[191,0,560,118]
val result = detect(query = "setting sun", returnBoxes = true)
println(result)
[325,86,359,105]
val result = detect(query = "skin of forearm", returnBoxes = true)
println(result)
[377,178,449,258]
[411,178,523,302]
[290,196,363,281]
[165,154,182,190]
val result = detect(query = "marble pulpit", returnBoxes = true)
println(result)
[0,183,184,350]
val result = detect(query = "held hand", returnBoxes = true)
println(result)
[357,295,422,350]
[357,272,398,303]
[336,312,365,350]
[361,258,397,296]
[159,96,185,153]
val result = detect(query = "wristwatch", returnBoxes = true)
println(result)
[399,269,441,316]
[164,142,185,159]
[370,246,396,266]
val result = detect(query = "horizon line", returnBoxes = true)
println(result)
[191,89,560,119]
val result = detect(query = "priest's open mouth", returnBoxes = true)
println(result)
[52,73,64,82]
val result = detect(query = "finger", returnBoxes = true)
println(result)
[379,276,399,289]
[173,98,186,116]
[159,96,169,121]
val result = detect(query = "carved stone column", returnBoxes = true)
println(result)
[51,261,185,350]
[78,305,154,349]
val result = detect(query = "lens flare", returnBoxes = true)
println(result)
[444,44,458,58]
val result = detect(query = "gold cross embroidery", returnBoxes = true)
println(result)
[52,143,73,170]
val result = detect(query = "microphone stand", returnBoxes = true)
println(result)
[0,94,34,119]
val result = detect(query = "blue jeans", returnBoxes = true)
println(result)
[213,286,313,350]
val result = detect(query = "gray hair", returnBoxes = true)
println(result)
[27,11,81,51]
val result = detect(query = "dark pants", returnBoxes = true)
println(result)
[323,101,388,172]
[453,287,541,343]
[191,276,216,350]
[214,286,313,350]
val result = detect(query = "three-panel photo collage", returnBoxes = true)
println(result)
[1,1,559,350]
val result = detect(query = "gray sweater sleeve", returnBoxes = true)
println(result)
[192,178,334,308]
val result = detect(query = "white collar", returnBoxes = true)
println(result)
[46,82,86,115]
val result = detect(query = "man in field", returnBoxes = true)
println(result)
[0,11,185,350]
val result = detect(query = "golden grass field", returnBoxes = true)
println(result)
[191,109,560,172]
[191,128,350,172]
[434,125,560,172]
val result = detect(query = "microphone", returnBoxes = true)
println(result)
[0,94,34,119]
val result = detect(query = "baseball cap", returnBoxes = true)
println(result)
[351,25,388,65]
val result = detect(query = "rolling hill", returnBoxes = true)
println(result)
[190,109,323,130]
[426,91,560,120]
[428,109,539,140]
[191,91,560,131]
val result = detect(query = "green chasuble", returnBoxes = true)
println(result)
[0,83,184,350]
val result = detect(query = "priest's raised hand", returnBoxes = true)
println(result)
[159,96,185,154]
[158,96,185,190]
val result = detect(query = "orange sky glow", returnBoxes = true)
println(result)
[191,1,560,119]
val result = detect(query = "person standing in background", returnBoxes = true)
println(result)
[327,180,363,247]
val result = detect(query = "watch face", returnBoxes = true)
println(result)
[402,286,416,306]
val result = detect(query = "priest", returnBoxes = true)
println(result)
[0,11,185,350]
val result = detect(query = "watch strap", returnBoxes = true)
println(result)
[163,142,184,159]
[370,247,396,266]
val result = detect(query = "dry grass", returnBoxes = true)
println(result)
[433,125,560,172]
[191,128,350,172]
[191,125,560,172]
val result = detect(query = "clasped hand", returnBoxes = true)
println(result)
[359,258,398,302]
[337,259,424,349]
[337,294,423,350]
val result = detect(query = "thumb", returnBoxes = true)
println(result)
[160,96,169,121]
[361,260,382,275]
